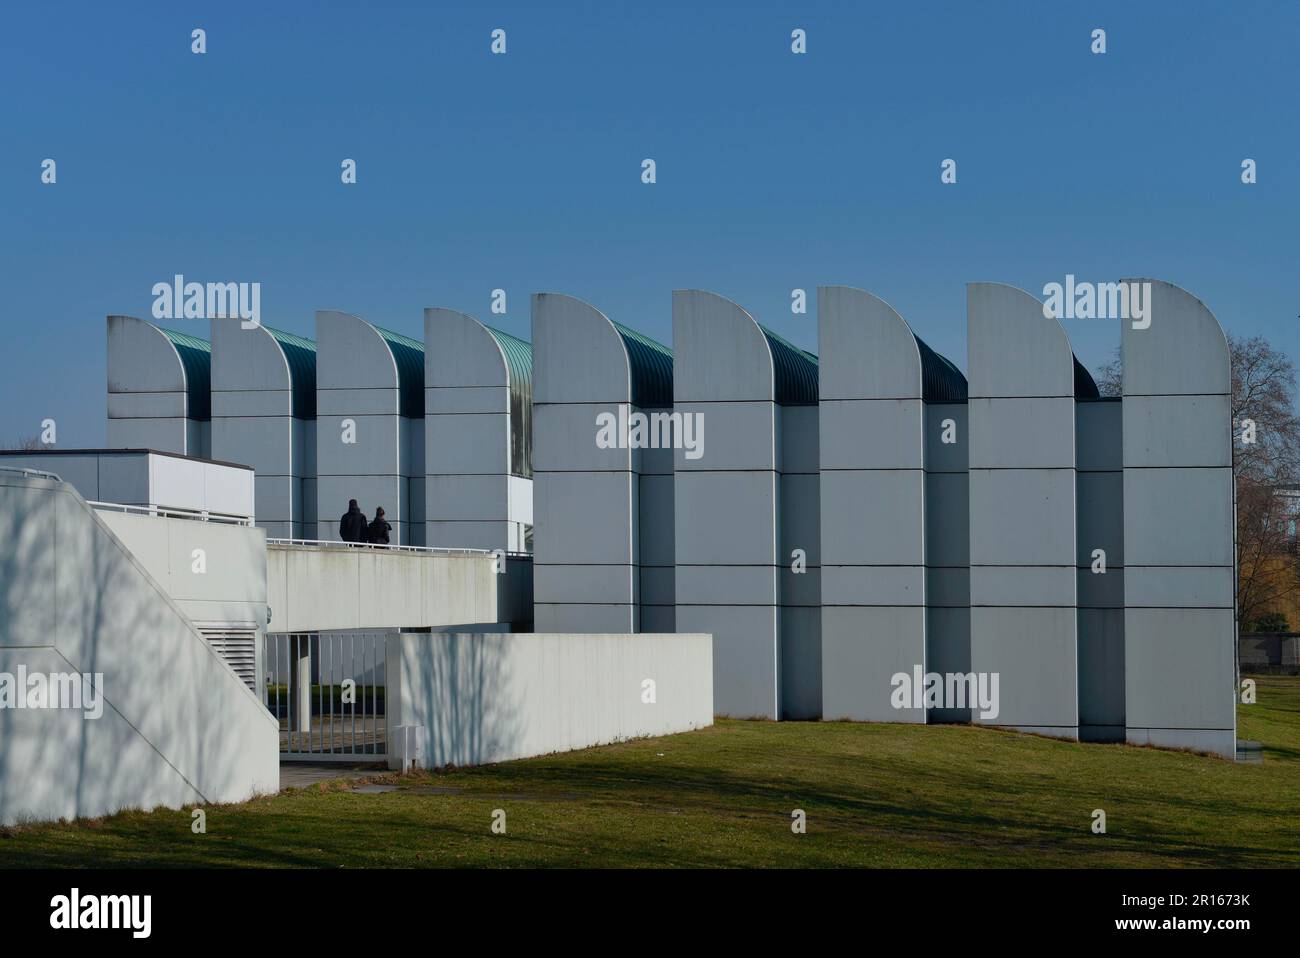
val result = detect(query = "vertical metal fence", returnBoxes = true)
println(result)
[263,631,388,761]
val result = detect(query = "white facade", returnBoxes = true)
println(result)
[315,310,424,545]
[210,318,317,538]
[107,315,211,457]
[424,308,532,552]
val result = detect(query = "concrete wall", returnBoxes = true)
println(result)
[1077,399,1126,741]
[925,401,971,723]
[424,308,531,552]
[266,543,509,633]
[315,310,421,544]
[532,294,663,633]
[0,450,254,520]
[1122,279,1236,757]
[818,287,926,722]
[0,471,278,825]
[967,283,1079,739]
[673,290,785,718]
[210,319,314,538]
[96,511,266,630]
[385,631,712,769]
[107,315,208,456]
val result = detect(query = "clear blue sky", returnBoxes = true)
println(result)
[2,0,1297,445]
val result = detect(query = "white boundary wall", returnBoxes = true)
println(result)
[386,631,712,769]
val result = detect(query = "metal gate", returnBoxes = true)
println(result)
[263,631,388,761]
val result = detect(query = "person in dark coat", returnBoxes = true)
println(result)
[340,499,369,543]
[367,507,392,545]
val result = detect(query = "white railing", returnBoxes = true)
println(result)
[266,537,493,557]
[87,500,254,526]
[0,465,63,482]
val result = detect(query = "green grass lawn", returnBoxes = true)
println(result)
[3,677,1298,868]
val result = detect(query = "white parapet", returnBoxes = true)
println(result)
[385,631,713,770]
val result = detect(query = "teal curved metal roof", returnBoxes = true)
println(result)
[611,321,673,408]
[759,325,819,406]
[913,334,968,402]
[485,326,533,479]
[159,328,211,421]
[265,326,317,419]
[374,325,425,418]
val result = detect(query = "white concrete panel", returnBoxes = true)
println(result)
[675,604,777,718]
[969,607,1078,736]
[820,400,924,470]
[387,632,712,770]
[820,469,925,566]
[968,468,1076,567]
[533,470,634,567]
[821,607,927,722]
[671,401,776,472]
[1122,394,1232,468]
[673,470,777,566]
[1122,468,1234,568]
[968,397,1075,469]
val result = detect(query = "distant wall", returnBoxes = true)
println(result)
[385,631,713,770]
[0,471,278,826]
[266,542,515,633]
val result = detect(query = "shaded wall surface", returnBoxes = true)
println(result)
[386,631,712,769]
[0,471,278,826]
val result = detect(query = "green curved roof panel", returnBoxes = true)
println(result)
[485,326,534,479]
[159,327,211,421]
[611,321,673,408]
[759,325,819,406]
[265,326,317,419]
[913,333,968,402]
[374,325,425,418]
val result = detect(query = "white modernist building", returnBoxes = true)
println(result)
[424,308,533,553]
[93,275,1239,759]
[314,310,425,545]
[210,318,318,538]
[108,314,212,457]
[531,293,676,633]
[672,290,821,720]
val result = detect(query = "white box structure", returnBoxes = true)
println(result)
[424,307,533,552]
[1121,279,1236,757]
[673,290,820,719]
[107,315,211,456]
[532,293,675,633]
[818,287,968,722]
[210,318,317,538]
[315,310,425,544]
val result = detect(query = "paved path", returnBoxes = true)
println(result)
[279,763,387,790]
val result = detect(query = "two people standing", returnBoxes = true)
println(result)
[339,499,392,545]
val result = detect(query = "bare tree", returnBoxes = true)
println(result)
[0,435,43,451]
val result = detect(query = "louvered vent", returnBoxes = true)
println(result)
[199,627,258,693]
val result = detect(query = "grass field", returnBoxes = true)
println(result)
[2,677,1297,868]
